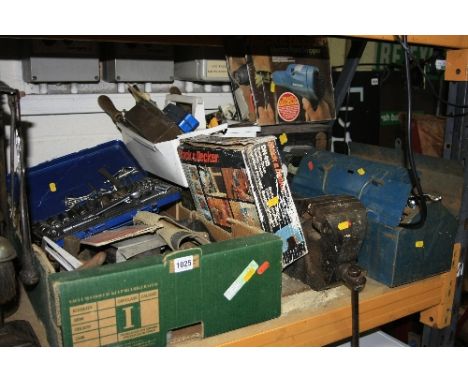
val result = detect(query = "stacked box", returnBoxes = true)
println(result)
[178,135,307,267]
[28,204,283,346]
[225,36,336,125]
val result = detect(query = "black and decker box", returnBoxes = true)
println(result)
[178,135,307,267]
[226,36,335,125]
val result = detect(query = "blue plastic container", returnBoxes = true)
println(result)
[27,140,180,244]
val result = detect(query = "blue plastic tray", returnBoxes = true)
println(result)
[27,140,148,222]
[27,140,180,244]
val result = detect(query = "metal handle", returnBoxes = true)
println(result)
[351,290,360,347]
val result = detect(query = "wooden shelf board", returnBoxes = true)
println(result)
[353,35,468,49]
[177,274,444,347]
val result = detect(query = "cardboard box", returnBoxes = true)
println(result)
[121,124,227,187]
[226,36,336,125]
[178,135,307,267]
[28,204,283,346]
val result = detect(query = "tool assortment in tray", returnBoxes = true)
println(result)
[27,141,181,248]
[32,169,178,244]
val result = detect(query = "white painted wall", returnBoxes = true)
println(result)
[18,93,233,167]
[0,42,233,167]
[1,37,374,168]
[2,92,233,168]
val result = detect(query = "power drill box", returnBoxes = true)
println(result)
[225,36,336,125]
[178,135,308,267]
[28,203,283,346]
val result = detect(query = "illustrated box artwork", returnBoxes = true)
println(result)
[178,135,308,267]
[225,36,336,125]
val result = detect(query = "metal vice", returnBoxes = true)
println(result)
[285,195,367,292]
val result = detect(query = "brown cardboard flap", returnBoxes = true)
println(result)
[228,218,264,238]
[170,203,263,242]
[179,135,274,148]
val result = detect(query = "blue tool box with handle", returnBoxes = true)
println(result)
[26,140,181,246]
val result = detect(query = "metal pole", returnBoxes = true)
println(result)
[351,289,360,347]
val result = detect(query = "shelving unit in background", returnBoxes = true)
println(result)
[3,35,467,346]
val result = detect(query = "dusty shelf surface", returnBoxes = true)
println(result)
[177,274,443,347]
[4,272,444,347]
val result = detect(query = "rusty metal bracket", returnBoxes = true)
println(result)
[420,243,461,329]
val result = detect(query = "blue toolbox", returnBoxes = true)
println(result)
[291,148,457,287]
[27,140,181,246]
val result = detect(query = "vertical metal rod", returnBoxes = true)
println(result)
[331,39,367,120]
[9,92,39,286]
[351,289,360,347]
[423,80,468,346]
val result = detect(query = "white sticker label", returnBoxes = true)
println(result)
[371,78,379,86]
[457,261,464,278]
[206,60,228,79]
[174,255,194,273]
[224,260,259,301]
[435,59,446,71]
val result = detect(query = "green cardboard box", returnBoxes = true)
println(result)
[28,205,282,346]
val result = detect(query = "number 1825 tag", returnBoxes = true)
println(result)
[174,255,194,273]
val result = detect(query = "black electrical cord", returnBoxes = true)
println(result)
[397,37,468,118]
[399,35,427,230]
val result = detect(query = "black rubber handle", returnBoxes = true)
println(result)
[98,95,123,124]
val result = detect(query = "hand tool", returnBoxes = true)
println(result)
[272,64,322,106]
[78,251,107,270]
[4,88,39,286]
[98,87,181,144]
[292,147,457,287]
[285,195,367,346]
[42,236,83,271]
[97,95,124,124]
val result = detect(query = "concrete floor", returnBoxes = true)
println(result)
[4,283,49,346]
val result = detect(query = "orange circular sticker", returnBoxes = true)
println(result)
[277,92,300,122]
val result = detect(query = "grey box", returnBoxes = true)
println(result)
[103,44,174,82]
[23,40,99,83]
[175,47,229,82]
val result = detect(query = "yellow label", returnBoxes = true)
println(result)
[243,267,256,283]
[49,182,57,192]
[338,221,350,231]
[279,133,288,145]
[357,168,366,176]
[224,260,259,301]
[267,196,279,208]
[271,82,276,93]
[415,241,424,248]
[208,116,219,128]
